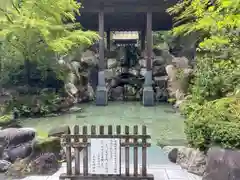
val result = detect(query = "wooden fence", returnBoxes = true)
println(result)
[59,125,154,180]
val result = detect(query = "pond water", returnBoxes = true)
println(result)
[21,102,186,146]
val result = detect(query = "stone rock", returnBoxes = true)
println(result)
[87,84,95,100]
[48,125,70,137]
[69,107,82,113]
[153,65,166,77]
[33,137,61,159]
[139,59,146,68]
[6,158,28,178]
[2,142,32,162]
[110,87,124,100]
[153,56,165,66]
[165,63,193,103]
[81,50,97,65]
[107,58,118,69]
[168,148,178,163]
[28,153,60,175]
[88,66,98,92]
[70,61,81,79]
[0,115,13,127]
[160,50,174,64]
[0,128,36,147]
[203,148,240,180]
[163,146,184,163]
[172,57,189,69]
[65,82,78,96]
[177,147,206,176]
[165,64,178,82]
[0,160,11,172]
[155,87,168,102]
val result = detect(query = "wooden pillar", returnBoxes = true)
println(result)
[146,12,152,71]
[142,12,154,106]
[140,30,145,51]
[106,29,111,51]
[99,11,105,71]
[96,10,108,106]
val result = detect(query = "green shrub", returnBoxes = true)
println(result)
[5,90,63,117]
[184,96,240,150]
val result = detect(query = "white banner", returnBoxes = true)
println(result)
[90,138,120,175]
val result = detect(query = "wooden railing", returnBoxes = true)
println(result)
[59,125,154,180]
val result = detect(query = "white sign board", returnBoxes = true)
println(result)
[90,138,120,174]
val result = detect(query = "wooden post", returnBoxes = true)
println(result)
[74,125,80,175]
[125,126,130,176]
[96,10,108,106]
[66,129,72,175]
[133,126,138,176]
[140,30,145,52]
[143,11,154,106]
[142,126,147,176]
[116,125,121,174]
[83,126,88,175]
[107,29,111,51]
[146,12,152,71]
[99,11,105,71]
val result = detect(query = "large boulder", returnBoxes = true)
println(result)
[165,64,193,104]
[2,142,32,162]
[0,128,36,148]
[33,137,61,159]
[81,50,98,65]
[5,137,62,178]
[163,146,185,163]
[172,57,189,69]
[110,87,124,101]
[203,148,240,180]
[48,125,70,137]
[176,147,206,176]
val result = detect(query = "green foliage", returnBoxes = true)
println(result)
[0,0,99,86]
[184,96,240,150]
[6,90,66,117]
[153,31,173,49]
[168,0,240,149]
[0,0,99,54]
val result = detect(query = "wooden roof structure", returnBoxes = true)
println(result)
[77,0,179,31]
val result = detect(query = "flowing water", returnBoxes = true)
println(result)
[21,102,186,146]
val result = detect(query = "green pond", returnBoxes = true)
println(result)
[21,102,186,146]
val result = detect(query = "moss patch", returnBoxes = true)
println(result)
[0,114,12,126]
[0,115,12,126]
[36,130,48,139]
[34,137,61,157]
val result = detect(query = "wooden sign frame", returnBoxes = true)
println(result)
[59,125,154,180]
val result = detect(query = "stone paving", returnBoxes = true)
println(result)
[12,163,202,180]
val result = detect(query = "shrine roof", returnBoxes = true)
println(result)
[77,0,179,31]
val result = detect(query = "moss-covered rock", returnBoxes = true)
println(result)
[0,115,12,126]
[0,115,22,129]
[33,137,61,159]
[48,125,70,137]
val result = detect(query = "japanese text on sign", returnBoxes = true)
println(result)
[90,138,120,174]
